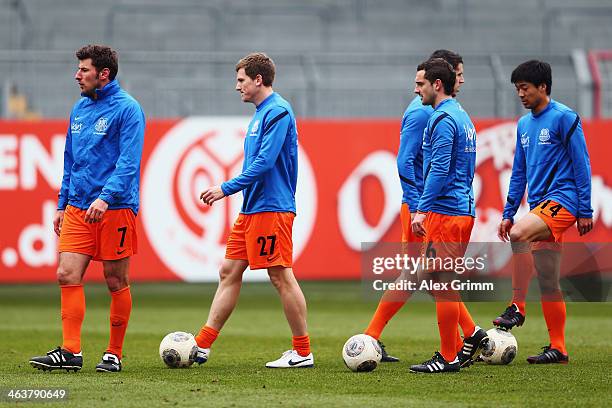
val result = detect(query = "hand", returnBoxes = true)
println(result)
[576,217,593,236]
[85,198,109,223]
[411,212,427,237]
[53,210,65,236]
[200,185,225,206]
[498,219,513,242]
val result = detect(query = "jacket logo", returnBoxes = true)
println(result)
[538,128,550,144]
[520,132,529,147]
[464,125,476,152]
[94,117,109,134]
[249,119,260,136]
[71,122,83,133]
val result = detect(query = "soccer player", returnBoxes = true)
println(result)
[409,58,484,373]
[30,45,145,373]
[364,50,485,365]
[496,60,593,364]
[195,53,313,368]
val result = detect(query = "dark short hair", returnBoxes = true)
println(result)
[76,44,118,80]
[417,58,456,95]
[429,49,463,70]
[511,60,552,95]
[235,52,275,86]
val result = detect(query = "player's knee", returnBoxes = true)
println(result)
[268,272,283,290]
[105,274,128,291]
[536,274,560,294]
[267,269,292,291]
[56,265,80,285]
[218,264,240,284]
[509,227,528,243]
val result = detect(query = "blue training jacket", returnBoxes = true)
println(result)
[58,80,145,214]
[503,99,592,221]
[221,92,298,214]
[417,98,476,217]
[398,96,433,211]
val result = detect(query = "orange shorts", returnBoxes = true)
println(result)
[59,205,138,261]
[422,212,474,270]
[225,212,294,269]
[400,203,423,244]
[531,199,576,243]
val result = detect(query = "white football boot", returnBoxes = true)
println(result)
[265,350,314,368]
[194,347,210,365]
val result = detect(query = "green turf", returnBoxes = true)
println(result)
[0,282,610,407]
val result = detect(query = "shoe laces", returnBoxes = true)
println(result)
[539,344,552,354]
[47,346,62,356]
[422,352,442,366]
[500,305,517,319]
[377,341,387,352]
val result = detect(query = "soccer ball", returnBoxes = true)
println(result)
[342,334,382,372]
[479,328,518,365]
[159,331,198,368]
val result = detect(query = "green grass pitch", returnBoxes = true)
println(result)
[1,282,610,407]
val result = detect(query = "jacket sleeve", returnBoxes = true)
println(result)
[417,115,454,212]
[563,114,593,218]
[98,103,145,205]
[221,108,290,196]
[57,119,74,210]
[502,130,527,222]
[398,109,427,211]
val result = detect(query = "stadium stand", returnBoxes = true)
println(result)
[0,0,611,118]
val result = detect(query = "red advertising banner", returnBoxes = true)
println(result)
[1,118,611,282]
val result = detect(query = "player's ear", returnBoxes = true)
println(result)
[255,74,263,86]
[99,67,111,81]
[538,83,547,94]
[435,78,442,92]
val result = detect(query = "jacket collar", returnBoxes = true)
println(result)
[434,97,454,111]
[531,99,554,118]
[83,79,120,100]
[256,92,276,111]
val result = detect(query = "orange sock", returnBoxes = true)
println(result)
[106,286,132,358]
[458,301,476,338]
[511,252,534,316]
[541,300,567,354]
[364,301,405,340]
[292,334,311,357]
[435,301,460,362]
[195,325,219,349]
[60,284,85,354]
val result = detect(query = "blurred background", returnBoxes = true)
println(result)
[1,0,612,119]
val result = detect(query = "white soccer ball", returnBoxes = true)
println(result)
[159,331,198,368]
[342,334,382,372]
[479,328,518,365]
